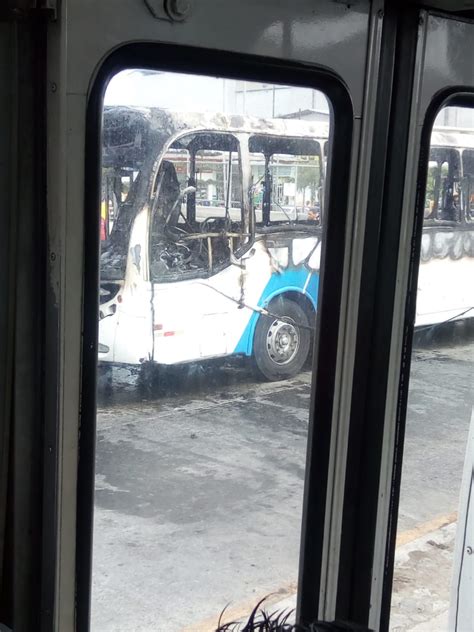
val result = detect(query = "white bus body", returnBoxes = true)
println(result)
[98,110,474,378]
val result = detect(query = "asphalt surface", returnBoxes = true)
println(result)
[90,321,473,632]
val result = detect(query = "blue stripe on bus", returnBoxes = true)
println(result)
[234,267,319,356]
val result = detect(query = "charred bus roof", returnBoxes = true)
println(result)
[102,107,474,181]
[102,105,331,168]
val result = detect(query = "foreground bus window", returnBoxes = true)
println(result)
[92,71,330,631]
[390,106,474,631]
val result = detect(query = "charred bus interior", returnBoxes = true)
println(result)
[102,107,325,283]
[150,132,246,280]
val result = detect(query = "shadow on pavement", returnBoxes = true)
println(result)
[97,356,261,407]
[97,318,474,407]
[413,317,474,349]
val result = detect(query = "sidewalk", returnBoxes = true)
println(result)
[390,519,456,631]
[190,517,458,632]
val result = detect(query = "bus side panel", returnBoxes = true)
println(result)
[99,208,153,364]
[151,260,263,364]
[234,237,320,356]
[416,227,474,326]
[416,256,474,326]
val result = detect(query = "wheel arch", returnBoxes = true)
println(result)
[248,288,316,355]
[276,289,317,324]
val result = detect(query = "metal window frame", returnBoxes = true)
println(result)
[3,2,473,631]
[370,10,474,629]
[77,43,354,630]
[333,8,474,632]
[334,4,423,628]
[39,5,474,631]
[373,88,474,632]
[0,16,54,632]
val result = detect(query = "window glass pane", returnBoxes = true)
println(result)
[93,70,331,631]
[423,148,461,222]
[249,147,323,225]
[194,148,242,221]
[461,149,474,221]
[390,106,474,631]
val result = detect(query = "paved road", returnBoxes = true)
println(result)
[91,322,473,632]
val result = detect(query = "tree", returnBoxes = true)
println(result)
[296,163,320,205]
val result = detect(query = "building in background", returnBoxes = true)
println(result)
[435,106,474,128]
[225,81,329,121]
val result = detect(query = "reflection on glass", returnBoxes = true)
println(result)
[390,108,474,631]
[92,71,331,631]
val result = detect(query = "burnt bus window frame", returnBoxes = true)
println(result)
[461,148,474,222]
[424,147,461,222]
[78,42,353,630]
[148,129,246,283]
[248,134,325,229]
[378,90,474,631]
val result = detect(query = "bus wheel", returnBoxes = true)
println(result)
[253,297,310,381]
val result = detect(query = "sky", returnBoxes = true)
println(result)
[105,70,230,111]
[104,69,329,119]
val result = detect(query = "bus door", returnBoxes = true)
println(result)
[149,132,252,363]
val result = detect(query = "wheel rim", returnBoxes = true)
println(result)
[266,318,300,365]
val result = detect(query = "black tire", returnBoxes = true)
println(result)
[253,297,311,381]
